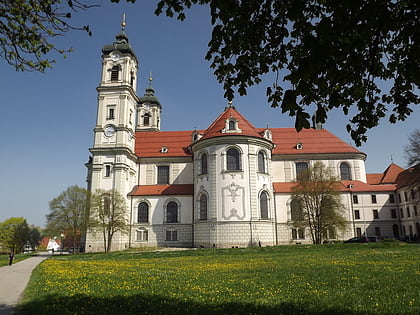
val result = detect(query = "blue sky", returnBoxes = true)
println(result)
[0,2,418,228]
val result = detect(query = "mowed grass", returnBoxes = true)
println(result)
[18,242,420,315]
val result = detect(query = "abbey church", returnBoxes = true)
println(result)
[85,27,420,252]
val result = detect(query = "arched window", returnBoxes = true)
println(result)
[138,202,149,223]
[143,113,150,126]
[258,151,266,173]
[290,199,304,221]
[295,162,309,177]
[340,162,352,180]
[260,191,269,219]
[166,201,178,223]
[199,194,208,221]
[201,153,208,175]
[227,148,240,171]
[228,120,235,130]
[110,65,119,81]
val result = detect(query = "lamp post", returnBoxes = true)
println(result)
[60,233,64,254]
[348,184,356,236]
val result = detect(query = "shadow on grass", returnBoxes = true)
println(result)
[16,293,367,315]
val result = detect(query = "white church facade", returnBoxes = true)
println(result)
[85,28,419,252]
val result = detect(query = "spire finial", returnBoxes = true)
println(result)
[148,72,153,85]
[121,13,126,31]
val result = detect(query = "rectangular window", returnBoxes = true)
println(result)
[107,106,116,120]
[391,209,397,219]
[407,207,411,217]
[298,228,305,239]
[292,228,305,240]
[354,210,360,220]
[371,195,377,204]
[136,230,148,242]
[400,208,404,218]
[104,165,111,177]
[373,209,379,219]
[295,162,309,177]
[166,230,178,241]
[398,193,402,203]
[414,206,418,217]
[356,227,362,237]
[157,166,169,184]
[353,195,359,204]
[389,194,395,204]
[404,191,408,201]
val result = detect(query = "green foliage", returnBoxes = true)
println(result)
[0,0,95,71]
[153,0,419,146]
[28,226,42,250]
[19,245,420,314]
[47,185,90,252]
[0,217,30,253]
[292,162,347,244]
[89,189,129,253]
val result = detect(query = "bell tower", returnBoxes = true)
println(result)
[87,16,138,199]
[136,75,162,132]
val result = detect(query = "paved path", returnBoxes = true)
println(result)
[0,253,49,315]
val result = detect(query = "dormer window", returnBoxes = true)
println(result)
[160,146,168,153]
[110,65,119,81]
[296,143,303,150]
[192,130,202,142]
[222,118,242,133]
[263,128,272,140]
[228,120,235,130]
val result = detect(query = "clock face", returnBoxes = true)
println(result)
[104,125,115,137]
[110,52,121,61]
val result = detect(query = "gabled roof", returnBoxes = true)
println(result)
[273,180,396,193]
[270,128,363,155]
[199,105,265,141]
[129,184,194,196]
[366,163,404,185]
[395,163,420,189]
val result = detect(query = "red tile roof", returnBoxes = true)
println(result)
[135,130,196,158]
[129,184,194,196]
[199,106,265,141]
[134,107,363,158]
[366,163,404,185]
[273,180,396,193]
[270,128,363,155]
[381,163,405,183]
[366,174,383,185]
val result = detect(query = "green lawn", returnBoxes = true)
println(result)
[17,242,420,314]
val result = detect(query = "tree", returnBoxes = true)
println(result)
[404,129,420,166]
[151,0,419,146]
[89,189,129,253]
[0,0,95,72]
[291,162,347,244]
[46,185,90,253]
[28,226,42,251]
[0,217,30,253]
